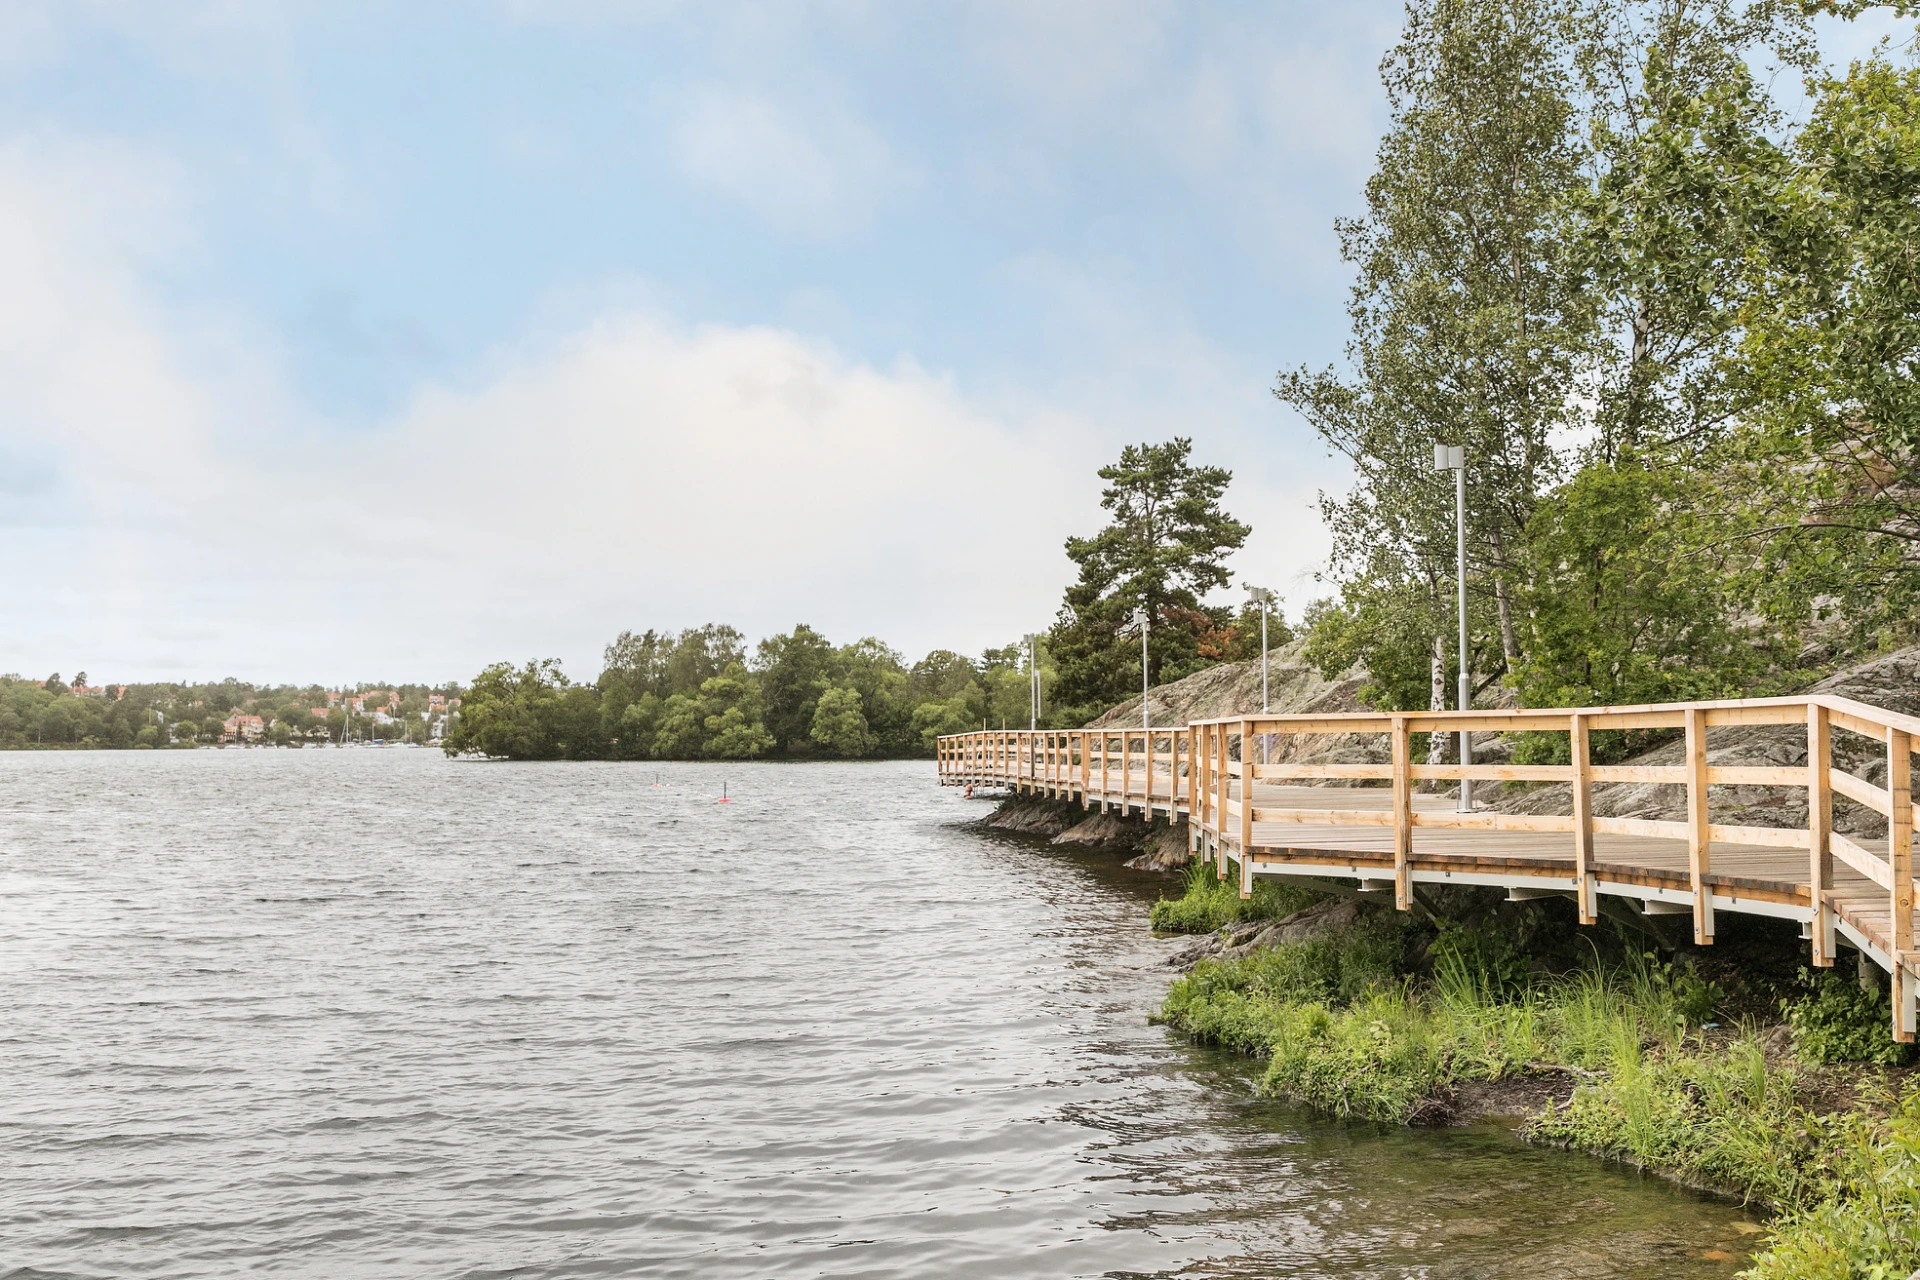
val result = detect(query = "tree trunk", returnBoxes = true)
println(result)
[1490,529,1519,672]
[1623,293,1653,450]
[1424,633,1447,791]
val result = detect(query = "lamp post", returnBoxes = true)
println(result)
[1247,586,1273,713]
[1023,632,1039,731]
[1434,443,1472,812]
[1131,606,1149,738]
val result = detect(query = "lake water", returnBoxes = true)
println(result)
[1,751,1763,1278]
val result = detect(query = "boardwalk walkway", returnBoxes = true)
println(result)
[938,694,1920,1040]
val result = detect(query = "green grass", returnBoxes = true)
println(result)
[1155,911,1920,1275]
[1743,1091,1920,1279]
[1148,860,1326,933]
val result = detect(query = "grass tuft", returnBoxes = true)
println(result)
[1148,860,1326,933]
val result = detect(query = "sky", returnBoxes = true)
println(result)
[0,1,1908,686]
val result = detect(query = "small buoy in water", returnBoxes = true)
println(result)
[717,780,732,803]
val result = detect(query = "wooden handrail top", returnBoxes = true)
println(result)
[942,693,1920,743]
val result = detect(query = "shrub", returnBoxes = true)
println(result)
[1744,1090,1920,1279]
[1783,967,1918,1067]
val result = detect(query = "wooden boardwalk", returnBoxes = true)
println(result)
[938,694,1920,1040]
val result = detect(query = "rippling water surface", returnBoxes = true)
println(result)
[2,751,1763,1278]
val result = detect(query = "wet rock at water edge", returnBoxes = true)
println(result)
[1163,896,1376,968]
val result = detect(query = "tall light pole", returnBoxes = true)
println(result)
[1247,586,1273,712]
[1023,632,1039,730]
[1434,443,1472,812]
[1131,606,1150,738]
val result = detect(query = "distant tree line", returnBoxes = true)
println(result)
[445,431,1291,762]
[0,674,456,749]
[442,625,1089,761]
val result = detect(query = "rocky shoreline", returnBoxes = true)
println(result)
[980,793,1193,872]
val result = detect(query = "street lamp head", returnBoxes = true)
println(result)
[1130,606,1148,628]
[1248,586,1273,604]
[1433,443,1465,471]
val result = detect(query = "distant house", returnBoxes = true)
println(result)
[222,713,266,743]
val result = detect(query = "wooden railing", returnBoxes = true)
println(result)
[937,726,1195,815]
[940,693,1920,1040]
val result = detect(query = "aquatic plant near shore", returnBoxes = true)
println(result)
[1157,928,1920,1274]
[1147,861,1324,933]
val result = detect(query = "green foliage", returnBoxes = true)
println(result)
[1745,1091,1920,1280]
[809,685,875,757]
[1529,1034,1844,1209]
[1783,967,1919,1068]
[1049,439,1251,711]
[1282,0,1920,712]
[1160,940,1753,1140]
[1148,862,1326,933]
[1281,0,1588,695]
[443,660,574,760]
[1730,55,1920,652]
[1512,458,1784,711]
[445,622,1084,761]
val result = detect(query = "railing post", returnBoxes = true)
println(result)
[1239,719,1255,899]
[1685,707,1714,945]
[1175,728,1185,824]
[1100,731,1110,812]
[1169,728,1179,822]
[1195,726,1209,860]
[1809,703,1834,967]
[1571,712,1596,926]
[1216,721,1230,882]
[1890,727,1915,1042]
[1391,715,1411,913]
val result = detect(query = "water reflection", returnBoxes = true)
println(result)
[0,753,1757,1278]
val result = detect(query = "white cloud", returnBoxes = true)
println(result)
[670,87,902,235]
[0,134,1098,681]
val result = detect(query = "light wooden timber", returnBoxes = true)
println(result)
[1591,765,1685,784]
[1685,707,1714,943]
[1833,832,1893,892]
[1215,721,1229,882]
[1831,767,1892,818]
[1255,763,1393,780]
[1414,810,1576,834]
[1891,728,1915,1042]
[1232,723,1250,898]
[1571,711,1596,924]
[1250,807,1396,827]
[1810,704,1836,966]
[1391,716,1411,910]
[937,690,1920,1041]
[1592,815,1689,840]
